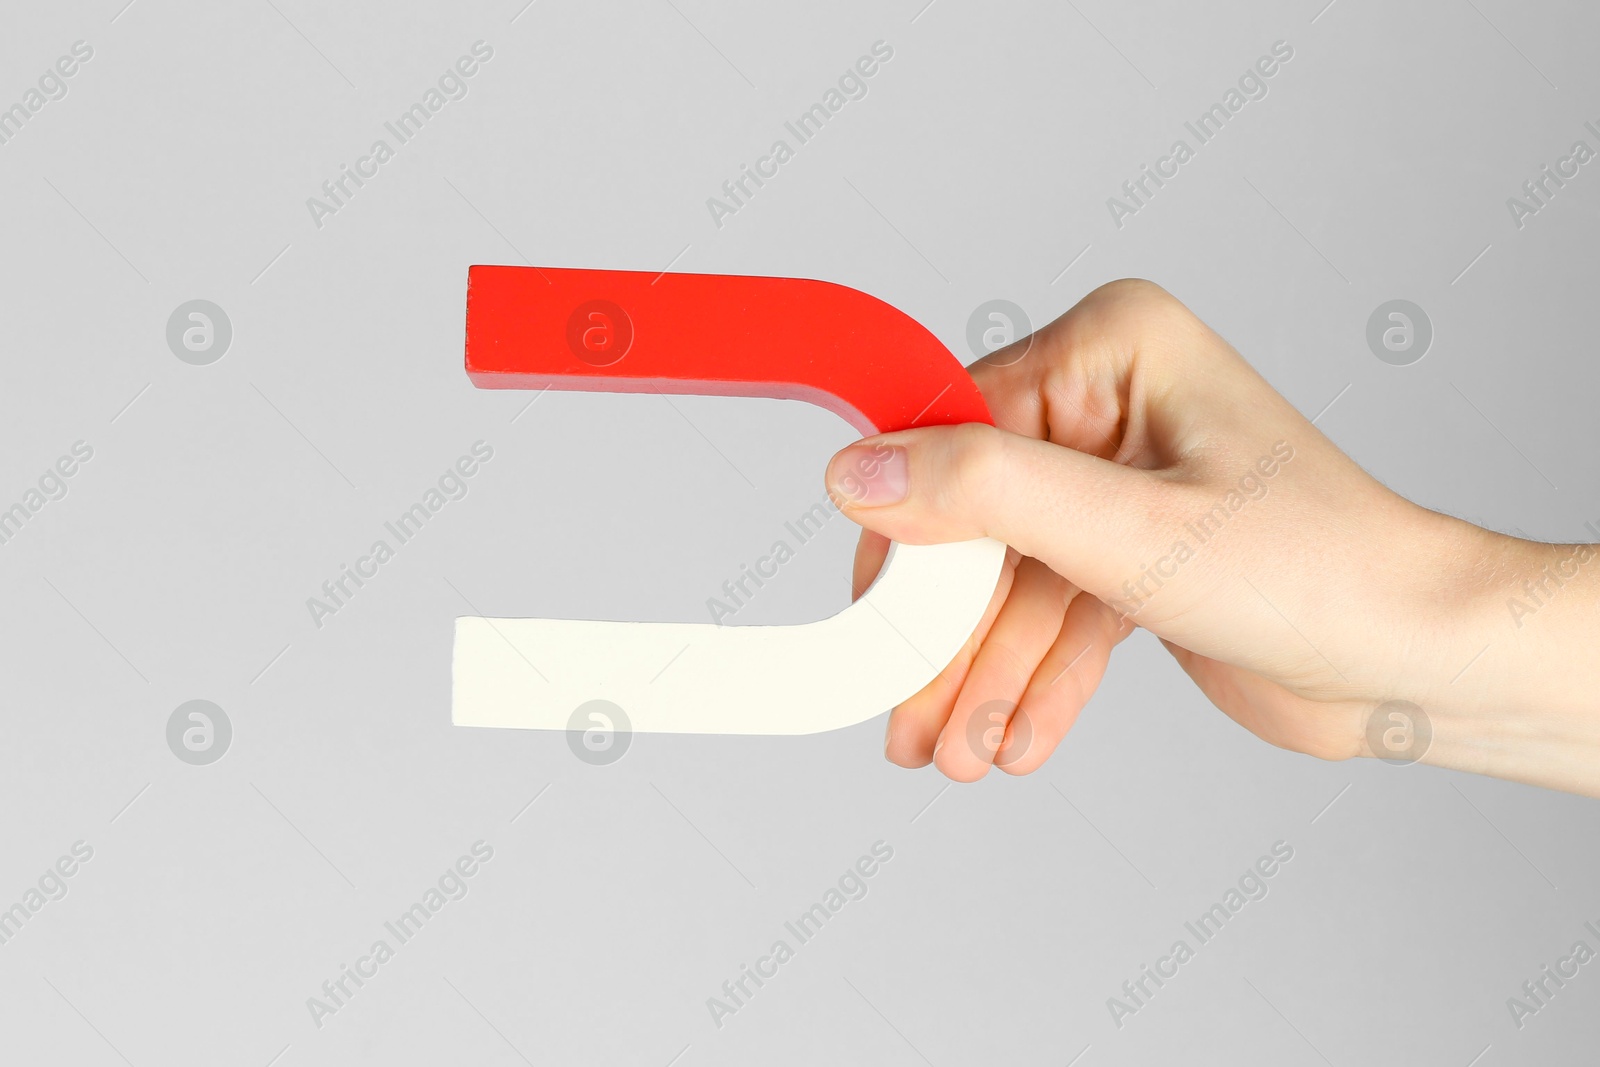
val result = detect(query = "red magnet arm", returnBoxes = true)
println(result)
[464,265,993,435]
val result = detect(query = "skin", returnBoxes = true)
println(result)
[825,279,1600,797]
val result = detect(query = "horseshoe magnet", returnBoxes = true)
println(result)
[453,265,1005,735]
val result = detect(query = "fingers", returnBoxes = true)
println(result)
[851,529,891,600]
[890,566,1133,781]
[995,592,1134,775]
[965,279,1206,451]
[931,557,1071,781]
[883,548,1019,768]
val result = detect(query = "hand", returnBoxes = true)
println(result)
[826,280,1600,795]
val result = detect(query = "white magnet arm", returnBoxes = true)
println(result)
[452,536,1005,735]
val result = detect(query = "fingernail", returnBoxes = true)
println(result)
[831,445,908,507]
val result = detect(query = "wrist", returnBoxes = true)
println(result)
[1397,519,1600,794]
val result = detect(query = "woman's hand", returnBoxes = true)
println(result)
[826,280,1600,796]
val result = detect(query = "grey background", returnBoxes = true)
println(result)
[3,0,1599,1064]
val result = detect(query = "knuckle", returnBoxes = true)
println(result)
[1089,278,1181,318]
[1079,278,1200,346]
[1098,277,1173,303]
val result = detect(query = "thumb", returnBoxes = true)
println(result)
[824,424,1165,603]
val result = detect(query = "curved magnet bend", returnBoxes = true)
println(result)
[453,265,1006,735]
